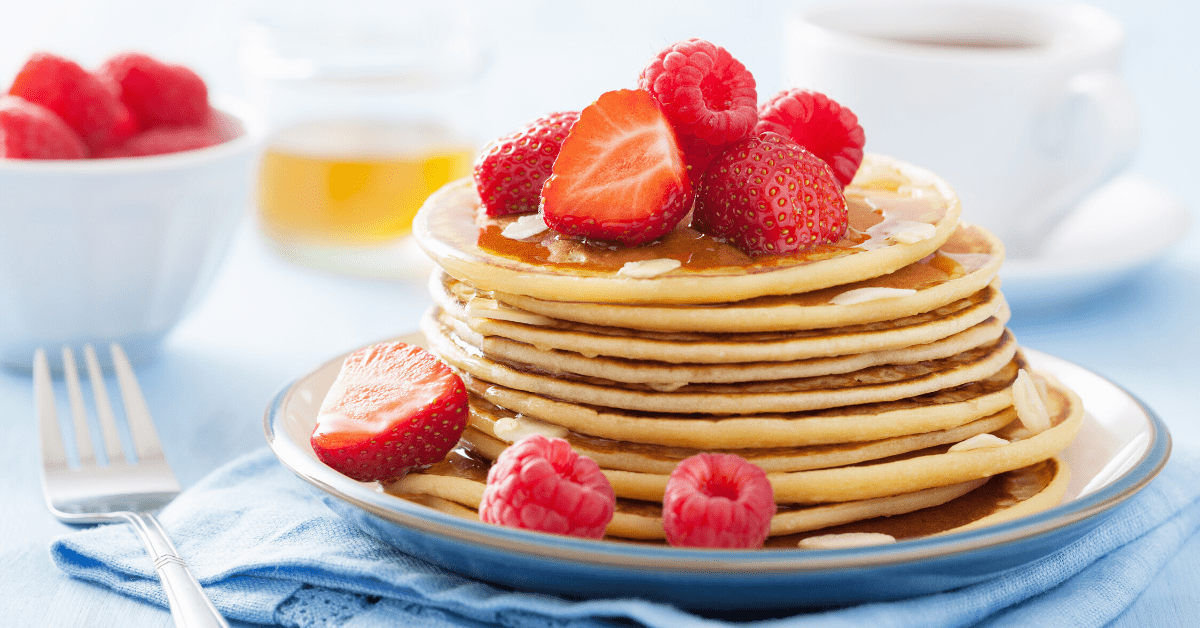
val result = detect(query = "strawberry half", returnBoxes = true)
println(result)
[311,341,468,483]
[694,132,848,256]
[755,89,865,188]
[540,89,693,247]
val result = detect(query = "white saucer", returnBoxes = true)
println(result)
[999,175,1190,314]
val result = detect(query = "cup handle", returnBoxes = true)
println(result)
[1017,70,1139,257]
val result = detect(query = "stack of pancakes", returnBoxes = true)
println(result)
[396,155,1084,546]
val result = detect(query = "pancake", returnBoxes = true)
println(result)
[489,222,1003,333]
[445,372,1081,505]
[424,309,1019,415]
[384,447,1070,542]
[461,399,1018,475]
[444,310,1010,385]
[434,272,1009,364]
[457,359,1021,448]
[413,155,962,305]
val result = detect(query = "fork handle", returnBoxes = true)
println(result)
[121,512,230,628]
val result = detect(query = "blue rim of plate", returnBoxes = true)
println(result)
[264,343,1171,574]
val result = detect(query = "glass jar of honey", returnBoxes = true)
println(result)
[241,0,484,276]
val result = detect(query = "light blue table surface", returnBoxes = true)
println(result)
[1,0,1197,625]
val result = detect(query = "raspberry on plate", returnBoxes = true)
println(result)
[693,132,848,256]
[474,111,579,217]
[311,342,468,483]
[662,453,775,549]
[0,95,88,159]
[638,38,758,174]
[8,52,134,152]
[755,89,865,188]
[98,52,210,130]
[540,89,693,246]
[479,434,615,539]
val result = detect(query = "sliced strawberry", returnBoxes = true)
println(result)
[638,38,758,174]
[97,51,210,129]
[311,342,468,483]
[0,96,88,159]
[755,89,865,188]
[474,110,579,216]
[540,89,693,247]
[8,52,134,152]
[694,132,848,256]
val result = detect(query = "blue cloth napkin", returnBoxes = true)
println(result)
[51,445,1200,628]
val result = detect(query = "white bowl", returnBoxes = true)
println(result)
[0,96,265,370]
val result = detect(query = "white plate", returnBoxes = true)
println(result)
[1000,175,1190,314]
[265,342,1170,610]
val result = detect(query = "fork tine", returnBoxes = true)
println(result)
[61,346,96,467]
[34,349,69,471]
[110,343,166,463]
[84,344,126,465]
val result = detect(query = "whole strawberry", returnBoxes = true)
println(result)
[638,38,758,174]
[474,111,579,217]
[479,434,615,539]
[311,342,468,483]
[755,89,865,188]
[540,89,692,246]
[662,453,775,549]
[694,132,848,256]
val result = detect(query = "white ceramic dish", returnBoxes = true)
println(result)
[0,95,266,370]
[265,340,1169,610]
[1000,175,1190,315]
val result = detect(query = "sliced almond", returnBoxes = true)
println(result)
[500,213,549,240]
[948,433,1010,452]
[465,297,554,326]
[1013,369,1052,434]
[492,416,569,443]
[829,287,918,306]
[616,258,682,279]
[799,532,897,550]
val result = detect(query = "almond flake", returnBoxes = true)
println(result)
[616,258,682,279]
[500,213,549,240]
[492,416,568,443]
[799,532,897,550]
[889,221,938,244]
[464,297,554,326]
[830,287,918,306]
[1012,369,1052,434]
[949,433,1010,452]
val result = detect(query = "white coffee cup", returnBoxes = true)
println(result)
[785,1,1138,259]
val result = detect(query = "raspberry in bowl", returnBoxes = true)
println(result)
[0,51,265,370]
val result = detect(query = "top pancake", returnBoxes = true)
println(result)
[413,154,963,305]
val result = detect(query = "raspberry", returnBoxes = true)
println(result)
[8,52,134,152]
[638,38,757,174]
[97,51,210,129]
[479,435,615,539]
[474,111,579,217]
[694,132,848,256]
[0,96,87,159]
[662,453,775,549]
[755,89,865,188]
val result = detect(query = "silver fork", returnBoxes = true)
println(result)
[35,344,229,628]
